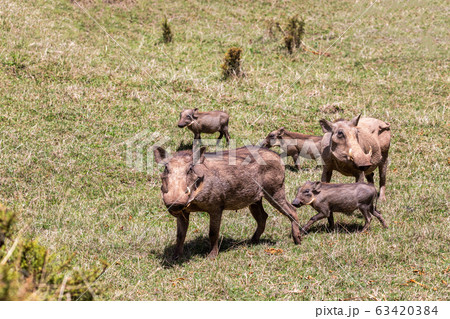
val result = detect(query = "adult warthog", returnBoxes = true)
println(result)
[153,146,302,259]
[319,115,391,201]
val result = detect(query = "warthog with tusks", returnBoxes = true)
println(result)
[153,145,302,259]
[319,115,391,201]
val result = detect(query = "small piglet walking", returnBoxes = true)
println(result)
[178,108,230,145]
[292,181,388,233]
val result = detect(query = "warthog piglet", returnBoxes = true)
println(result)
[292,181,388,233]
[178,108,230,145]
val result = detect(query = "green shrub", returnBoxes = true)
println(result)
[284,35,294,54]
[268,16,305,54]
[0,204,108,300]
[286,15,305,48]
[161,17,173,43]
[0,204,16,247]
[221,47,243,79]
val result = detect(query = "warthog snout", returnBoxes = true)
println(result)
[166,203,186,213]
[291,198,301,207]
[259,139,269,148]
[357,165,371,171]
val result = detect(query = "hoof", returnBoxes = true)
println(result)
[172,254,180,260]
[207,249,218,259]
[207,253,218,259]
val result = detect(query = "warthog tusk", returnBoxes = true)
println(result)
[305,196,315,205]
[368,146,372,157]
[185,186,191,195]
[185,182,205,208]
[348,148,353,160]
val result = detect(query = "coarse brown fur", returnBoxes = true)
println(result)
[319,115,391,201]
[261,127,323,169]
[292,181,388,233]
[178,108,230,145]
[153,146,302,259]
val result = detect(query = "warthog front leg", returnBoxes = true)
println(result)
[378,158,388,201]
[321,167,333,183]
[355,171,365,183]
[174,212,190,259]
[249,200,268,243]
[265,190,302,244]
[302,210,329,234]
[194,132,202,145]
[208,210,223,259]
[366,172,375,184]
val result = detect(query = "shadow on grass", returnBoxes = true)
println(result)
[176,141,193,151]
[176,140,230,152]
[152,235,276,268]
[306,222,364,234]
[286,164,322,173]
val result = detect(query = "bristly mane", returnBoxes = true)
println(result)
[283,130,322,140]
[173,150,194,158]
[173,145,280,158]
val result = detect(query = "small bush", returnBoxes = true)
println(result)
[221,47,243,79]
[0,204,16,247]
[0,203,108,300]
[269,16,305,54]
[161,17,173,43]
[286,16,305,48]
[284,35,294,54]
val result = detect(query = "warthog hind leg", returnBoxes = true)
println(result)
[372,209,388,228]
[249,200,268,243]
[264,190,302,244]
[359,205,373,232]
[327,212,335,231]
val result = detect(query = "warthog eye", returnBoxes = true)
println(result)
[303,190,309,194]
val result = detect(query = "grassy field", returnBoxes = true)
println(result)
[0,0,448,300]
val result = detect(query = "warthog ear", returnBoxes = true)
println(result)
[379,121,390,133]
[350,114,361,127]
[193,146,207,165]
[312,182,322,193]
[192,108,199,119]
[278,127,285,137]
[153,146,168,164]
[319,119,333,133]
